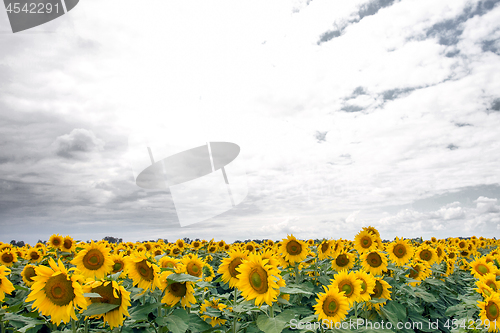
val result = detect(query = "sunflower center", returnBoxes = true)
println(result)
[136,260,154,281]
[24,266,37,282]
[112,262,124,273]
[63,239,72,250]
[336,254,349,267]
[366,252,382,267]
[371,280,383,298]
[476,264,489,275]
[90,284,122,309]
[249,266,268,294]
[361,236,372,248]
[30,251,40,260]
[340,281,353,297]
[487,282,497,291]
[187,262,202,277]
[419,250,432,261]
[360,280,367,294]
[393,244,406,258]
[44,273,75,306]
[1,252,13,264]
[229,258,243,278]
[52,239,61,246]
[409,266,420,279]
[436,247,442,257]
[449,253,456,259]
[322,296,338,316]
[286,241,302,256]
[169,282,187,297]
[83,249,105,270]
[486,302,499,320]
[321,243,329,253]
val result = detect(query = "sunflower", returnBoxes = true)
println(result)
[191,241,202,250]
[200,298,228,327]
[25,248,43,263]
[360,251,388,276]
[313,285,349,328]
[331,251,355,271]
[218,249,248,288]
[367,278,392,311]
[354,230,378,254]
[48,234,64,250]
[414,245,438,266]
[160,271,196,308]
[330,270,362,306]
[25,258,87,324]
[179,254,204,280]
[470,256,497,279]
[0,265,15,302]
[245,242,256,253]
[0,249,17,267]
[478,292,500,332]
[387,238,414,266]
[362,226,381,238]
[110,253,127,275]
[406,261,431,286]
[171,246,182,257]
[126,254,161,292]
[83,280,131,329]
[279,235,308,265]
[235,253,285,306]
[203,264,215,282]
[158,256,180,270]
[21,264,37,287]
[478,273,500,293]
[476,280,495,298]
[443,259,455,277]
[71,241,114,279]
[353,270,376,303]
[317,240,334,260]
[61,236,76,253]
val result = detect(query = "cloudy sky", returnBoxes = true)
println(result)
[1,0,499,245]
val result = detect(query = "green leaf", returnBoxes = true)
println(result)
[186,313,212,332]
[82,303,120,316]
[165,312,189,333]
[279,286,313,295]
[167,273,201,283]
[277,309,296,322]
[129,302,162,321]
[83,293,102,298]
[424,278,445,286]
[257,314,287,333]
[414,291,437,303]
[385,301,407,320]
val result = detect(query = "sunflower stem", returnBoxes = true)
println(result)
[269,304,274,318]
[1,320,5,333]
[232,288,239,333]
[71,318,77,333]
[84,318,89,333]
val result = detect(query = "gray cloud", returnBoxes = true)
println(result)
[53,129,105,159]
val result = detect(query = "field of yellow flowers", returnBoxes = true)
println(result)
[0,227,499,333]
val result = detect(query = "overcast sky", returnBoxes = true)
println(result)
[1,0,499,245]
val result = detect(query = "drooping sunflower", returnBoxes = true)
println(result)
[203,263,215,282]
[414,246,438,266]
[353,270,376,302]
[387,237,414,266]
[443,259,455,277]
[25,248,44,263]
[179,254,204,280]
[71,241,114,279]
[200,298,228,327]
[48,234,64,250]
[331,251,355,271]
[21,264,37,287]
[25,258,87,324]
[235,253,285,306]
[158,256,180,270]
[0,265,15,302]
[330,269,362,306]
[217,249,248,288]
[360,251,388,276]
[126,254,161,292]
[160,271,196,308]
[83,280,131,329]
[362,226,381,239]
[478,292,500,332]
[61,236,76,253]
[406,261,432,286]
[470,256,497,279]
[313,285,349,328]
[279,235,308,265]
[354,230,378,254]
[367,278,392,311]
[0,249,17,267]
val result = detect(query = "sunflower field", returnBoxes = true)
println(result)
[0,228,499,333]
